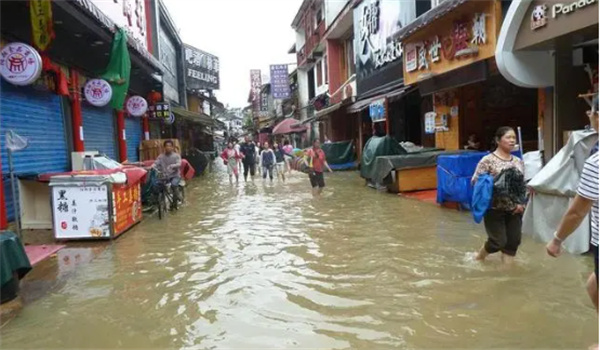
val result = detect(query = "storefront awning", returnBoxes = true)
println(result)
[273,118,308,135]
[171,107,214,126]
[315,103,342,119]
[346,86,416,113]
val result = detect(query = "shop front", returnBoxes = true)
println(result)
[496,0,598,158]
[0,0,162,225]
[347,0,431,159]
[400,0,539,152]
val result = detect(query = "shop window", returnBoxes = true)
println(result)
[314,4,323,29]
[316,60,323,87]
[343,36,355,80]
[431,0,446,8]
[324,57,328,85]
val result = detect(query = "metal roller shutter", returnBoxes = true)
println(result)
[0,82,69,221]
[82,104,117,160]
[125,117,142,162]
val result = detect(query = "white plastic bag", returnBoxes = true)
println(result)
[5,130,29,152]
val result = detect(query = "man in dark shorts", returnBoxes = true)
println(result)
[239,136,257,181]
[303,139,332,197]
[546,99,599,317]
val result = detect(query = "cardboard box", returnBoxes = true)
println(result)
[140,139,180,161]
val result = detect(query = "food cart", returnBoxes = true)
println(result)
[48,163,146,240]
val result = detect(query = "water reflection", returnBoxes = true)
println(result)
[1,165,597,349]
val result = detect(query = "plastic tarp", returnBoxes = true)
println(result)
[523,129,598,254]
[370,149,447,185]
[437,151,521,208]
[321,140,355,165]
[360,136,405,180]
[101,28,131,110]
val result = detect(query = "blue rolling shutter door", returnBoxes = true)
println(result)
[82,105,117,160]
[125,117,142,162]
[0,82,69,221]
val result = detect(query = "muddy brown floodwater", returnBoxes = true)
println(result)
[1,166,598,349]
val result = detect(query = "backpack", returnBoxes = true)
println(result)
[471,173,494,224]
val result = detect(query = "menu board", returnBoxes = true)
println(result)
[112,183,142,236]
[53,185,111,239]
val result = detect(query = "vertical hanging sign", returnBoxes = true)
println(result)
[30,0,55,51]
[250,69,262,114]
[269,64,290,100]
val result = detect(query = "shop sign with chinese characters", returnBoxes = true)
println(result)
[112,183,141,236]
[52,185,111,239]
[184,44,220,91]
[126,95,148,117]
[0,42,43,86]
[84,79,112,107]
[403,1,499,85]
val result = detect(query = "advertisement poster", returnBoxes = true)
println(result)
[53,185,110,239]
[113,183,142,236]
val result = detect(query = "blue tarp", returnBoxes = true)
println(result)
[437,151,521,209]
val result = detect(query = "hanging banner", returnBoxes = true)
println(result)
[269,64,290,100]
[250,69,262,112]
[84,79,112,107]
[0,42,43,86]
[126,95,148,117]
[30,0,55,51]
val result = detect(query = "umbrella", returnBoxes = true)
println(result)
[272,118,307,135]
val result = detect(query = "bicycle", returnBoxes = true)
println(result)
[153,171,184,219]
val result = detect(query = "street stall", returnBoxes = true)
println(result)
[360,136,465,193]
[44,157,146,240]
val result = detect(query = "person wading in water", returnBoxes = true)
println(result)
[220,142,242,184]
[240,136,257,181]
[303,139,333,197]
[546,98,599,350]
[259,142,276,182]
[471,127,526,264]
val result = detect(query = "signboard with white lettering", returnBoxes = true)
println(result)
[184,44,220,91]
[270,64,291,100]
[353,0,417,95]
[52,185,110,239]
[250,69,262,112]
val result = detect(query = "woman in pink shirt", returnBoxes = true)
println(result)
[220,142,243,184]
[282,139,294,174]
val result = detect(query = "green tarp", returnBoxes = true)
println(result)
[321,140,356,165]
[0,232,31,287]
[360,136,405,180]
[101,28,131,111]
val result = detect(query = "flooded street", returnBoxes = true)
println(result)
[1,166,597,349]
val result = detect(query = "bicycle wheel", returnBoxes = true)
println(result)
[171,187,179,211]
[157,191,166,219]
